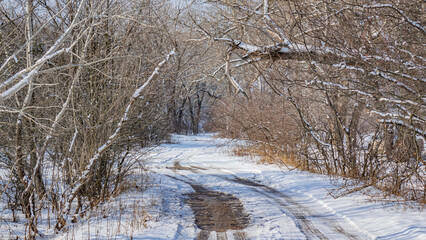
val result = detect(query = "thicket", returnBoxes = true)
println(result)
[206,0,425,204]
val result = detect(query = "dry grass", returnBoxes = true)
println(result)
[233,142,425,205]
[233,143,311,171]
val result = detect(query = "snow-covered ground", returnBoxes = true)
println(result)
[138,134,426,240]
[1,134,425,239]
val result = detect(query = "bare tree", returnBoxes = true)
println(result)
[203,0,425,202]
[0,0,182,236]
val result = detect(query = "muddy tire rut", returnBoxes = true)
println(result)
[169,161,250,240]
[186,184,250,231]
[185,185,250,240]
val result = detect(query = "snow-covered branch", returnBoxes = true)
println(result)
[0,1,73,74]
[213,38,362,68]
[0,0,88,102]
[225,52,248,98]
[22,25,94,197]
[263,0,290,44]
[378,119,426,138]
[286,88,331,148]
[360,4,425,34]
[56,48,176,230]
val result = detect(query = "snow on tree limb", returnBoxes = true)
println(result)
[213,37,365,68]
[379,119,426,138]
[0,1,73,74]
[214,37,424,108]
[225,52,248,98]
[213,29,424,139]
[324,4,425,34]
[360,4,425,34]
[56,48,176,230]
[263,0,290,44]
[0,0,87,102]
[286,88,331,148]
[213,37,424,82]
[22,25,95,199]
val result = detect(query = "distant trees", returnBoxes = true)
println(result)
[204,0,425,202]
[166,41,218,134]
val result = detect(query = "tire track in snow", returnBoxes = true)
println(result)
[172,161,320,239]
[176,158,363,240]
[218,174,363,240]
[171,160,322,239]
[155,140,364,239]
[161,172,250,240]
[224,176,328,240]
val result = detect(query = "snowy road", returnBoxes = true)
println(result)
[140,134,426,240]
